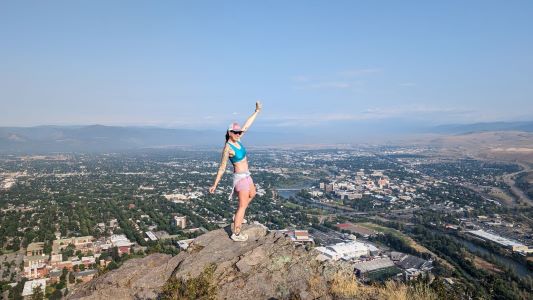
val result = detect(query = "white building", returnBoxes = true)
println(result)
[173,216,187,229]
[466,230,530,252]
[22,279,47,299]
[109,234,132,247]
[315,241,370,261]
[146,231,158,241]
[176,239,195,250]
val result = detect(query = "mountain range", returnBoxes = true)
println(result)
[0,121,532,153]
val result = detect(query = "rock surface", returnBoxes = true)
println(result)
[68,224,343,300]
[66,253,180,300]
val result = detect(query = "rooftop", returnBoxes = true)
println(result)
[27,242,44,251]
[22,279,47,297]
[353,257,395,273]
[467,230,526,248]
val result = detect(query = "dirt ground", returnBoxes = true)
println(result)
[472,255,502,274]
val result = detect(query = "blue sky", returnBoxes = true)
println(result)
[1,1,532,130]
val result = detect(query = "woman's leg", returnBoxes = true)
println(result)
[233,177,256,234]
[245,183,256,207]
[233,189,250,234]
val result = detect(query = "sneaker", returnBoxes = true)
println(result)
[231,232,249,242]
[233,214,247,224]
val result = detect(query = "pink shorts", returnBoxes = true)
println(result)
[235,176,254,192]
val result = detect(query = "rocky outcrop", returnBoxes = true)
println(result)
[68,224,346,300]
[66,253,180,299]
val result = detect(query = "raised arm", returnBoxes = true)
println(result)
[240,101,262,136]
[209,144,231,193]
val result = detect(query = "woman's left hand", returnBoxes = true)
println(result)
[255,101,262,112]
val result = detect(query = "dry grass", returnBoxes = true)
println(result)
[376,281,408,300]
[329,271,361,298]
[407,282,439,300]
[308,274,328,298]
[328,270,439,300]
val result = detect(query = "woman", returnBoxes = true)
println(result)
[209,101,262,242]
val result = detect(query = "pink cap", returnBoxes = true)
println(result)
[228,122,242,131]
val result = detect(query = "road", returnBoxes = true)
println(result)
[501,162,533,206]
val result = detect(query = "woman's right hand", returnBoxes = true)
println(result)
[209,185,217,194]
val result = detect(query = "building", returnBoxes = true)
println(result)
[391,251,433,280]
[154,230,170,239]
[81,256,96,266]
[310,190,324,197]
[26,242,45,256]
[164,193,189,203]
[53,261,73,271]
[52,236,94,255]
[315,241,370,261]
[173,216,187,229]
[146,231,158,241]
[21,279,47,299]
[294,230,313,242]
[378,178,389,188]
[353,257,396,278]
[109,234,133,255]
[23,255,48,279]
[371,171,383,177]
[466,230,531,253]
[74,269,98,283]
[48,269,63,284]
[348,193,363,200]
[109,219,119,228]
[176,239,195,250]
[277,230,315,244]
[50,254,62,265]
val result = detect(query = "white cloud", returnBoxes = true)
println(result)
[339,68,382,76]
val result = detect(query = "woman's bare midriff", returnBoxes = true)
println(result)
[232,158,249,173]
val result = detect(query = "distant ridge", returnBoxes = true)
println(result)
[429,121,533,134]
[0,125,220,153]
[0,125,295,153]
[1,121,532,153]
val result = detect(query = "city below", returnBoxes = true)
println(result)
[0,142,532,299]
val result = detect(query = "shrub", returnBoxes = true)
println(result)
[161,264,217,300]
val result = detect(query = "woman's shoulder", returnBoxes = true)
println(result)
[225,143,235,155]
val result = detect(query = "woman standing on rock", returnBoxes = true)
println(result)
[209,101,262,242]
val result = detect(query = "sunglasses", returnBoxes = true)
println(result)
[230,130,243,135]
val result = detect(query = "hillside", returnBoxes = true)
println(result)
[66,224,439,300]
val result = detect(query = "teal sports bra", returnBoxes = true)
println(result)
[228,141,246,163]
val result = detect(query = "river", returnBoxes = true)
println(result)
[448,233,532,279]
